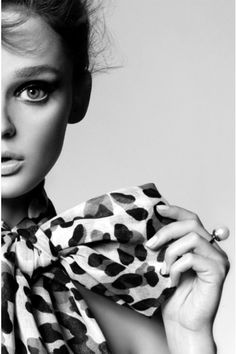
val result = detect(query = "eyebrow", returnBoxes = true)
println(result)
[14,65,62,78]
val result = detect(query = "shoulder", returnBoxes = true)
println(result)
[76,283,170,354]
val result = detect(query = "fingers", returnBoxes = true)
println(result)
[146,205,225,254]
[160,232,229,276]
[169,252,230,287]
[145,204,228,273]
[155,204,203,224]
[144,204,230,298]
[146,218,211,250]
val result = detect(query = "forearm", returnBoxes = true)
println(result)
[164,322,216,354]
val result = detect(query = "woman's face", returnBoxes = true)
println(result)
[2,11,73,199]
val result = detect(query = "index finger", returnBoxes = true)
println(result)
[155,204,203,226]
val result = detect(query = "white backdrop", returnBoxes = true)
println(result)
[47,1,235,353]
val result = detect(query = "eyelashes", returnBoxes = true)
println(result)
[14,80,59,104]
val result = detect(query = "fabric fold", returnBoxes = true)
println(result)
[2,182,176,354]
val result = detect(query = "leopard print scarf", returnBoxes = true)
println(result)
[2,181,175,353]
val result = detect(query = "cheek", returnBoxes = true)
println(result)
[22,97,71,168]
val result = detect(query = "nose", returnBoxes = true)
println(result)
[1,102,16,139]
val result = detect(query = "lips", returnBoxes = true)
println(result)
[1,151,24,176]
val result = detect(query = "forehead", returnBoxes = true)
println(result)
[2,9,70,73]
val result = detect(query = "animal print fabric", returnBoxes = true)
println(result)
[2,182,176,353]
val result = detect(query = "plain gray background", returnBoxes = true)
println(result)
[47,1,235,353]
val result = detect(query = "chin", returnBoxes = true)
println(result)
[1,175,44,199]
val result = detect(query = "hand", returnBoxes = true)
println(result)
[146,205,230,353]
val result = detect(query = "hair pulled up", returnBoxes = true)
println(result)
[2,0,109,75]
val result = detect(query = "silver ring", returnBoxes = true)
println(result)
[209,226,230,244]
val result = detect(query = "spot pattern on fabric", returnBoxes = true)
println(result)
[69,224,86,247]
[126,207,148,221]
[2,182,175,353]
[110,192,136,204]
[114,224,133,243]
[117,248,134,265]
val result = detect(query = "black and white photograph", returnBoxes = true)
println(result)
[1,1,234,353]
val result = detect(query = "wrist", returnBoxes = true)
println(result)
[164,322,216,354]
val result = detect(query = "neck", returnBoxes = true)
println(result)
[2,193,32,229]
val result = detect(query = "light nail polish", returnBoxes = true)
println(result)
[146,237,156,248]
[156,204,169,211]
[160,261,167,275]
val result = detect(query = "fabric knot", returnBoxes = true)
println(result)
[16,228,58,278]
[3,227,58,279]
[2,182,177,354]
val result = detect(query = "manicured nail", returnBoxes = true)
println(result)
[160,261,168,275]
[156,204,169,211]
[146,237,156,249]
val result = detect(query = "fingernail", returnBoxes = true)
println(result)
[169,277,177,288]
[156,204,169,212]
[146,237,156,249]
[160,261,168,275]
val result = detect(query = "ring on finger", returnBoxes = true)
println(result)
[209,226,230,244]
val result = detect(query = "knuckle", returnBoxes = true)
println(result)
[183,252,193,263]
[189,219,199,230]
[219,265,228,279]
[219,250,230,268]
[191,213,200,222]
[189,231,200,243]
[216,257,230,278]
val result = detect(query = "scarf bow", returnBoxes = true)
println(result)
[2,182,175,354]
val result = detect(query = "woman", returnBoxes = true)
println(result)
[1,0,230,353]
